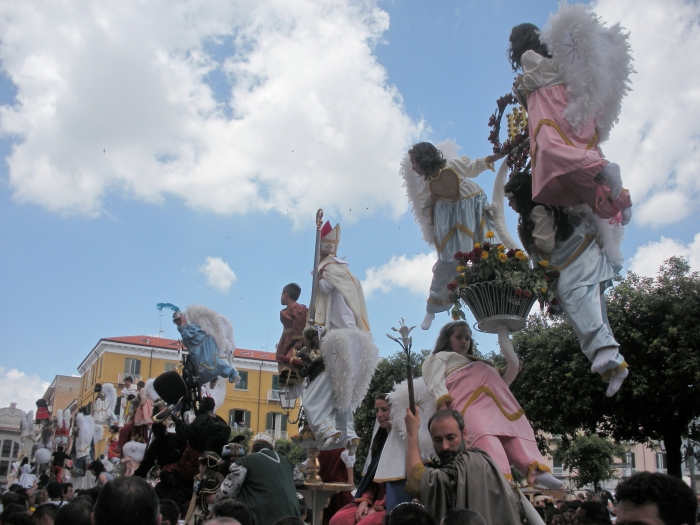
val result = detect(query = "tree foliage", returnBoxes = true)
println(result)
[275,438,307,466]
[555,434,625,490]
[510,257,700,478]
[353,348,429,481]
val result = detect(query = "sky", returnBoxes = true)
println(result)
[1,0,699,412]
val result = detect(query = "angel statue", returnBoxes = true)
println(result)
[508,2,633,224]
[401,140,504,330]
[154,303,239,416]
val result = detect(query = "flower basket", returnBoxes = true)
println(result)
[459,281,538,334]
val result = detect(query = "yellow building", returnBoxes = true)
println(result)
[76,335,298,454]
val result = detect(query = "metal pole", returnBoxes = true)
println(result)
[307,209,324,326]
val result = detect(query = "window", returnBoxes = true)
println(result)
[1,440,12,458]
[552,457,563,476]
[84,402,92,416]
[626,452,636,469]
[164,362,178,372]
[656,452,667,471]
[235,371,249,390]
[0,461,8,477]
[229,409,250,428]
[12,442,19,459]
[271,374,280,391]
[99,357,103,377]
[266,412,288,438]
[124,358,141,376]
[85,367,92,390]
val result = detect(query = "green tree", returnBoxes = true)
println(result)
[275,438,307,466]
[510,257,700,478]
[555,434,625,490]
[353,348,429,481]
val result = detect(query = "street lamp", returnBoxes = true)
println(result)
[279,390,300,424]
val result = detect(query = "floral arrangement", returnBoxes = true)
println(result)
[448,231,561,321]
[488,93,530,173]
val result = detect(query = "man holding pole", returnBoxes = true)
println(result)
[301,220,379,450]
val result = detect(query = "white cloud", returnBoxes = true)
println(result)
[200,256,237,293]
[0,1,420,225]
[362,252,434,298]
[592,0,700,228]
[0,366,50,413]
[628,233,700,277]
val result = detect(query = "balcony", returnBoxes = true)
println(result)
[267,389,281,402]
[553,467,563,476]
[266,429,288,440]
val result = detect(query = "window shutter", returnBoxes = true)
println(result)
[244,411,251,429]
[271,375,280,390]
[281,414,288,431]
[134,359,141,375]
[229,410,236,427]
[266,412,273,432]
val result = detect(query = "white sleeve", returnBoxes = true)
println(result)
[340,449,356,468]
[448,156,491,179]
[422,353,452,408]
[318,278,334,294]
[217,464,247,502]
[530,206,556,254]
[521,50,548,91]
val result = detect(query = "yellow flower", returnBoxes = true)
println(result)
[515,250,527,261]
[538,260,549,267]
[498,253,507,262]
[474,243,481,249]
[486,231,495,239]
[497,244,505,252]
[481,251,489,260]
[456,266,465,272]
[541,287,548,293]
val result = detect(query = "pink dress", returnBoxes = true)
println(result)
[521,51,631,219]
[423,351,551,484]
[133,392,153,426]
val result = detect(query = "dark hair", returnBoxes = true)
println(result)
[2,491,28,508]
[387,502,438,525]
[508,23,551,71]
[565,500,581,511]
[503,171,573,249]
[88,460,106,476]
[124,376,133,383]
[200,396,216,413]
[30,503,59,525]
[615,472,697,525]
[61,482,73,495]
[428,409,465,434]
[371,394,390,458]
[137,381,146,388]
[576,501,611,524]
[433,321,473,355]
[283,283,302,302]
[273,518,304,525]
[443,508,487,525]
[20,457,29,466]
[251,441,273,453]
[94,476,160,525]
[158,498,181,525]
[213,499,253,525]
[55,500,93,525]
[408,142,446,180]
[3,511,32,525]
[46,480,63,499]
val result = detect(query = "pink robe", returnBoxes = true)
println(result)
[526,71,631,219]
[446,361,548,483]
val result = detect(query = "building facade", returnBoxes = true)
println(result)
[0,404,24,485]
[76,335,298,454]
[42,375,81,419]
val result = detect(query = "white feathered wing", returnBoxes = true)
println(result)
[185,304,232,358]
[540,1,634,143]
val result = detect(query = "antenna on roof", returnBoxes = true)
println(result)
[158,313,164,338]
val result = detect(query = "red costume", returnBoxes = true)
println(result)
[276,301,308,373]
[318,449,354,525]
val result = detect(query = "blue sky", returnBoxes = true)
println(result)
[1,0,699,411]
